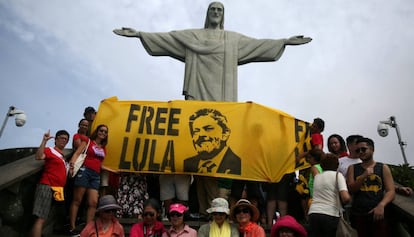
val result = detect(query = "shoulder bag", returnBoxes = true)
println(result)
[335,171,358,237]
[72,139,90,177]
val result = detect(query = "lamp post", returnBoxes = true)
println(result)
[377,116,408,165]
[0,106,27,139]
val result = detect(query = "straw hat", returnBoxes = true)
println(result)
[230,199,260,222]
[206,198,230,215]
[96,195,121,212]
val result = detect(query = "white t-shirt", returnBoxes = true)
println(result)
[338,156,361,177]
[308,171,348,217]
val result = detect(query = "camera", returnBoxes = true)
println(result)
[15,113,26,127]
[7,107,26,127]
[377,123,388,137]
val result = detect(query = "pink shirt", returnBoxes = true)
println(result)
[162,224,197,237]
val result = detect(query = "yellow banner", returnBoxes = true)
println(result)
[94,97,311,182]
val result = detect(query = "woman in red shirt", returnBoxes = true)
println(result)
[327,134,349,158]
[129,198,166,237]
[68,124,112,234]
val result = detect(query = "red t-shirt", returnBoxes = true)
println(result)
[39,147,67,187]
[311,133,324,150]
[72,133,88,149]
[83,140,106,174]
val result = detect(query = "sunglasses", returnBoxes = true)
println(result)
[143,212,155,217]
[104,209,115,213]
[235,208,250,215]
[355,147,368,153]
[169,212,183,217]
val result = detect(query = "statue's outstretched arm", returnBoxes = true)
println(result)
[113,27,141,38]
[284,35,312,45]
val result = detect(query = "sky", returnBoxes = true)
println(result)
[0,0,413,165]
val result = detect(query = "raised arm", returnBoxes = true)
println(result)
[35,130,53,160]
[284,35,312,45]
[113,27,141,38]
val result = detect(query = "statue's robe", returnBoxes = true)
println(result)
[140,29,286,102]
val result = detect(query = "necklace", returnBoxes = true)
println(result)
[102,222,112,233]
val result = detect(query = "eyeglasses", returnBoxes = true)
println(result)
[143,212,155,217]
[235,208,250,215]
[356,147,369,153]
[169,212,183,217]
[99,129,108,134]
[212,212,226,216]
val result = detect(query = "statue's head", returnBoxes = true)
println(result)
[204,2,224,29]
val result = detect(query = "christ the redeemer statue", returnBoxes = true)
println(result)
[114,1,311,102]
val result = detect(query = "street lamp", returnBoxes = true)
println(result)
[377,116,408,165]
[0,106,27,139]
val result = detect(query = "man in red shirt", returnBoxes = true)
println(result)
[296,117,325,163]
[310,117,325,150]
[30,129,70,237]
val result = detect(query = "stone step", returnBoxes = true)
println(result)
[119,217,272,237]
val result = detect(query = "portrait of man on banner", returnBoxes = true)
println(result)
[184,108,241,175]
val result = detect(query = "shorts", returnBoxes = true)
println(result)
[230,180,263,200]
[159,174,191,201]
[74,166,100,190]
[32,184,53,219]
[264,173,292,201]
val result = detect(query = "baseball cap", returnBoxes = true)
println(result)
[169,203,188,214]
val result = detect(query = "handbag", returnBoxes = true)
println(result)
[51,186,65,201]
[72,139,90,177]
[335,171,358,237]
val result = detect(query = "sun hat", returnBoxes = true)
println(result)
[271,215,307,237]
[230,199,260,222]
[96,195,121,212]
[169,203,189,214]
[206,198,230,215]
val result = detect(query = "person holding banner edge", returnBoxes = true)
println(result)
[68,124,113,235]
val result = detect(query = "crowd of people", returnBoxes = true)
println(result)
[29,108,413,237]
